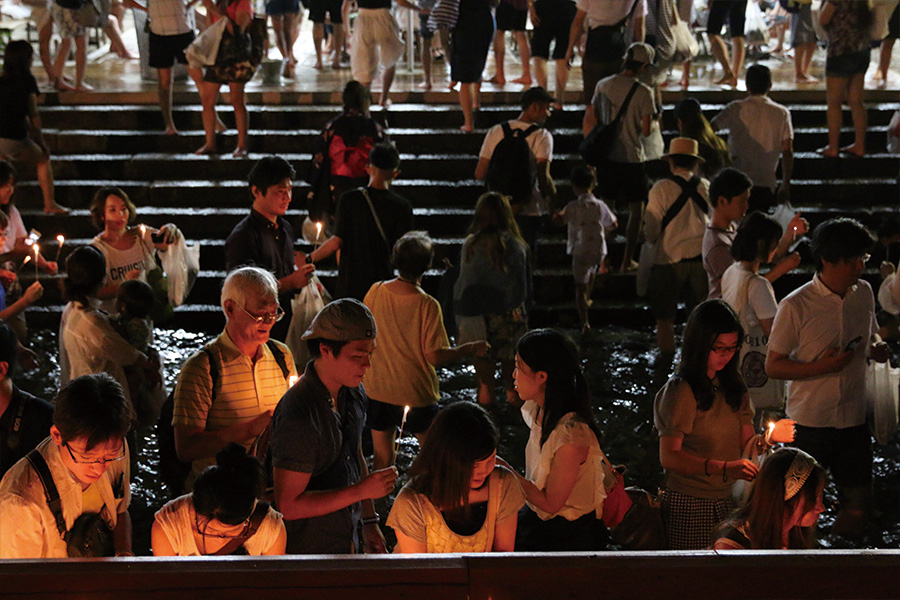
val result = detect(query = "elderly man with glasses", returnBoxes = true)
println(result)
[0,373,133,558]
[172,266,297,493]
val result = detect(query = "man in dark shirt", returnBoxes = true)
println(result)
[308,143,413,301]
[225,156,315,341]
[270,298,397,554]
[0,322,53,478]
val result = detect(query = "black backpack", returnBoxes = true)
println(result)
[485,122,540,207]
[157,340,289,498]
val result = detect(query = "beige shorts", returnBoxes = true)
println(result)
[350,8,405,83]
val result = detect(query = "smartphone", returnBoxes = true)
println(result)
[845,336,863,352]
[24,229,41,246]
[150,231,165,243]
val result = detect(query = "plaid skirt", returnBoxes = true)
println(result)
[659,488,735,550]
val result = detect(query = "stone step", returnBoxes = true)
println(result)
[37,102,900,132]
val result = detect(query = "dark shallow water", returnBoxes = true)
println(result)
[19,326,900,553]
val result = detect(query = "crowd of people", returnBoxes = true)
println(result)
[0,0,897,562]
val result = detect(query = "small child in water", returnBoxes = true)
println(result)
[554,165,617,332]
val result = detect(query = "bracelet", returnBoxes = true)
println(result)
[703,459,711,477]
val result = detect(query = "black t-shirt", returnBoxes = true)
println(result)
[334,186,413,301]
[0,386,54,478]
[0,74,39,140]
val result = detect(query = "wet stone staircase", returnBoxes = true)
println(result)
[12,92,900,332]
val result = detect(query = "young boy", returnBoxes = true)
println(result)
[555,165,617,332]
[363,231,489,469]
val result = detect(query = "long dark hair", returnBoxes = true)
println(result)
[674,98,731,176]
[731,211,782,263]
[62,245,107,306]
[407,402,498,511]
[677,300,746,411]
[464,192,526,270]
[720,448,825,549]
[193,443,266,526]
[516,329,601,448]
[1,40,33,81]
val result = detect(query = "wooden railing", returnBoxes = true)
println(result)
[2,551,899,600]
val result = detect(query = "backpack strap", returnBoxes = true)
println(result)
[520,124,540,139]
[610,82,641,127]
[359,187,390,248]
[210,501,271,556]
[25,449,67,539]
[264,340,290,380]
[615,0,641,29]
[200,346,219,402]
[660,176,706,233]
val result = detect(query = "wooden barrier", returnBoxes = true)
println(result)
[1,551,899,600]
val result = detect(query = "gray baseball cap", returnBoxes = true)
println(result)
[301,298,377,341]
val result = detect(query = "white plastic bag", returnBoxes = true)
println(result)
[185,17,228,69]
[865,360,900,446]
[286,275,331,372]
[878,272,900,314]
[671,14,699,64]
[158,228,200,307]
[770,202,799,232]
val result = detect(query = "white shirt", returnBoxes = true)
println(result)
[768,274,876,428]
[0,438,130,558]
[644,172,711,264]
[479,119,553,215]
[711,95,793,190]
[521,401,611,521]
[148,0,195,36]
[1,204,26,254]
[560,193,617,259]
[721,263,778,330]
[59,300,144,406]
[575,0,647,28]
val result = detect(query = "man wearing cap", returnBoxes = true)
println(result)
[644,137,712,355]
[711,64,794,213]
[475,86,557,248]
[270,298,398,554]
[565,0,646,135]
[308,143,414,301]
[173,266,296,492]
[591,42,657,273]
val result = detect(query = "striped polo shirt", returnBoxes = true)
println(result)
[173,329,296,490]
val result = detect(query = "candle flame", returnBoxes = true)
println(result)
[289,375,299,387]
[316,222,322,235]
[21,255,31,265]
[57,235,64,243]
[403,405,410,417]
[139,224,146,236]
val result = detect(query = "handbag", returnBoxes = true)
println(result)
[865,359,900,446]
[579,82,640,167]
[609,487,667,550]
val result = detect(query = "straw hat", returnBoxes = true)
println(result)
[663,137,704,161]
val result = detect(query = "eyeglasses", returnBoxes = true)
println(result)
[64,442,126,465]
[710,344,740,357]
[239,304,284,325]
[194,501,256,541]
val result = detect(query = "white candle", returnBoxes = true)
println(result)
[393,405,411,465]
[313,222,323,256]
[32,244,39,279]
[55,235,64,263]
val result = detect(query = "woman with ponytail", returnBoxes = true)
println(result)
[505,328,614,550]
[152,443,286,555]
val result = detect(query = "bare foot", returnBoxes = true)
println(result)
[282,61,294,79]
[840,144,864,157]
[165,125,179,136]
[418,81,433,90]
[816,145,839,158]
[195,143,217,155]
[460,124,474,133]
[795,73,819,84]
[75,81,94,91]
[511,75,532,85]
[53,78,76,92]
[714,73,735,86]
[314,60,323,70]
[232,146,249,158]
[44,202,71,215]
[448,81,458,91]
[215,120,227,133]
[488,74,505,85]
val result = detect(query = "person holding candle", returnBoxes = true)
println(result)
[226,156,315,342]
[713,447,825,550]
[653,299,795,550]
[89,186,178,316]
[387,402,525,553]
[501,328,614,551]
[363,231,490,470]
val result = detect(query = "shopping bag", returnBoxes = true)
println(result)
[865,360,900,446]
[285,274,331,372]
[185,17,227,68]
[158,229,199,307]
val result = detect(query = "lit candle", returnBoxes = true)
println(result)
[16,255,31,275]
[766,421,776,445]
[393,405,411,465]
[313,222,323,256]
[289,375,299,387]
[32,244,39,279]
[54,235,64,262]
[139,224,147,240]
